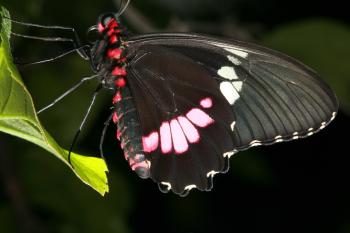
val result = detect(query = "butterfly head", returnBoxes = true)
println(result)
[97,13,120,33]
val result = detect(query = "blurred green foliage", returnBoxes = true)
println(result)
[0,7,109,196]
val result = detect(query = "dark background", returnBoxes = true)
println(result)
[1,0,350,232]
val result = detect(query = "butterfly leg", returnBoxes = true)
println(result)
[68,84,102,166]
[99,111,114,165]
[37,74,101,114]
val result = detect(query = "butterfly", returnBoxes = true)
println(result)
[84,10,338,196]
[11,0,336,196]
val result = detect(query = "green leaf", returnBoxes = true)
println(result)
[261,19,350,113]
[0,6,109,196]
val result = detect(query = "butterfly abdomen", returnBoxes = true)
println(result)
[113,87,151,179]
[94,14,151,179]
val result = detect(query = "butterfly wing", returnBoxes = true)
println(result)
[126,45,236,195]
[125,33,338,195]
[127,33,338,150]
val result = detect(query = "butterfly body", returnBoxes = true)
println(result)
[93,13,338,196]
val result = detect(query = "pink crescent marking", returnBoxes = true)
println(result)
[160,122,172,154]
[200,97,213,108]
[131,160,149,171]
[177,116,200,143]
[142,131,159,153]
[170,119,189,154]
[186,108,214,128]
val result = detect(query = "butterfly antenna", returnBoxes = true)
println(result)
[117,0,131,16]
[68,84,102,165]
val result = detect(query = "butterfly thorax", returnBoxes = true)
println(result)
[91,14,128,89]
[92,14,151,179]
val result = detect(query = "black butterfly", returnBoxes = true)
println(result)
[11,1,338,196]
[88,12,338,196]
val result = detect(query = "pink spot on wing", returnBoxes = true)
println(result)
[170,119,189,154]
[142,132,159,153]
[186,108,214,128]
[200,97,213,108]
[177,116,200,143]
[160,122,172,154]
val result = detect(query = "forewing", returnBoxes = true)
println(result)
[128,33,338,151]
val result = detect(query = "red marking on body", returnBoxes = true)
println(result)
[186,108,214,128]
[119,57,127,63]
[110,35,118,44]
[116,130,121,140]
[114,78,126,87]
[170,119,189,154]
[107,48,122,59]
[107,28,121,36]
[112,112,119,123]
[112,91,122,104]
[160,122,172,154]
[177,116,200,143]
[142,132,159,153]
[123,151,129,160]
[107,19,118,29]
[200,97,213,108]
[112,67,127,76]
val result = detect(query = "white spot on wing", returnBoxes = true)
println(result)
[274,135,283,143]
[307,132,314,136]
[220,81,240,105]
[232,81,243,92]
[185,185,197,191]
[230,121,236,131]
[223,150,236,158]
[161,182,171,191]
[224,48,248,58]
[218,66,238,80]
[249,140,262,147]
[207,170,219,178]
[227,55,241,65]
[331,112,337,121]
